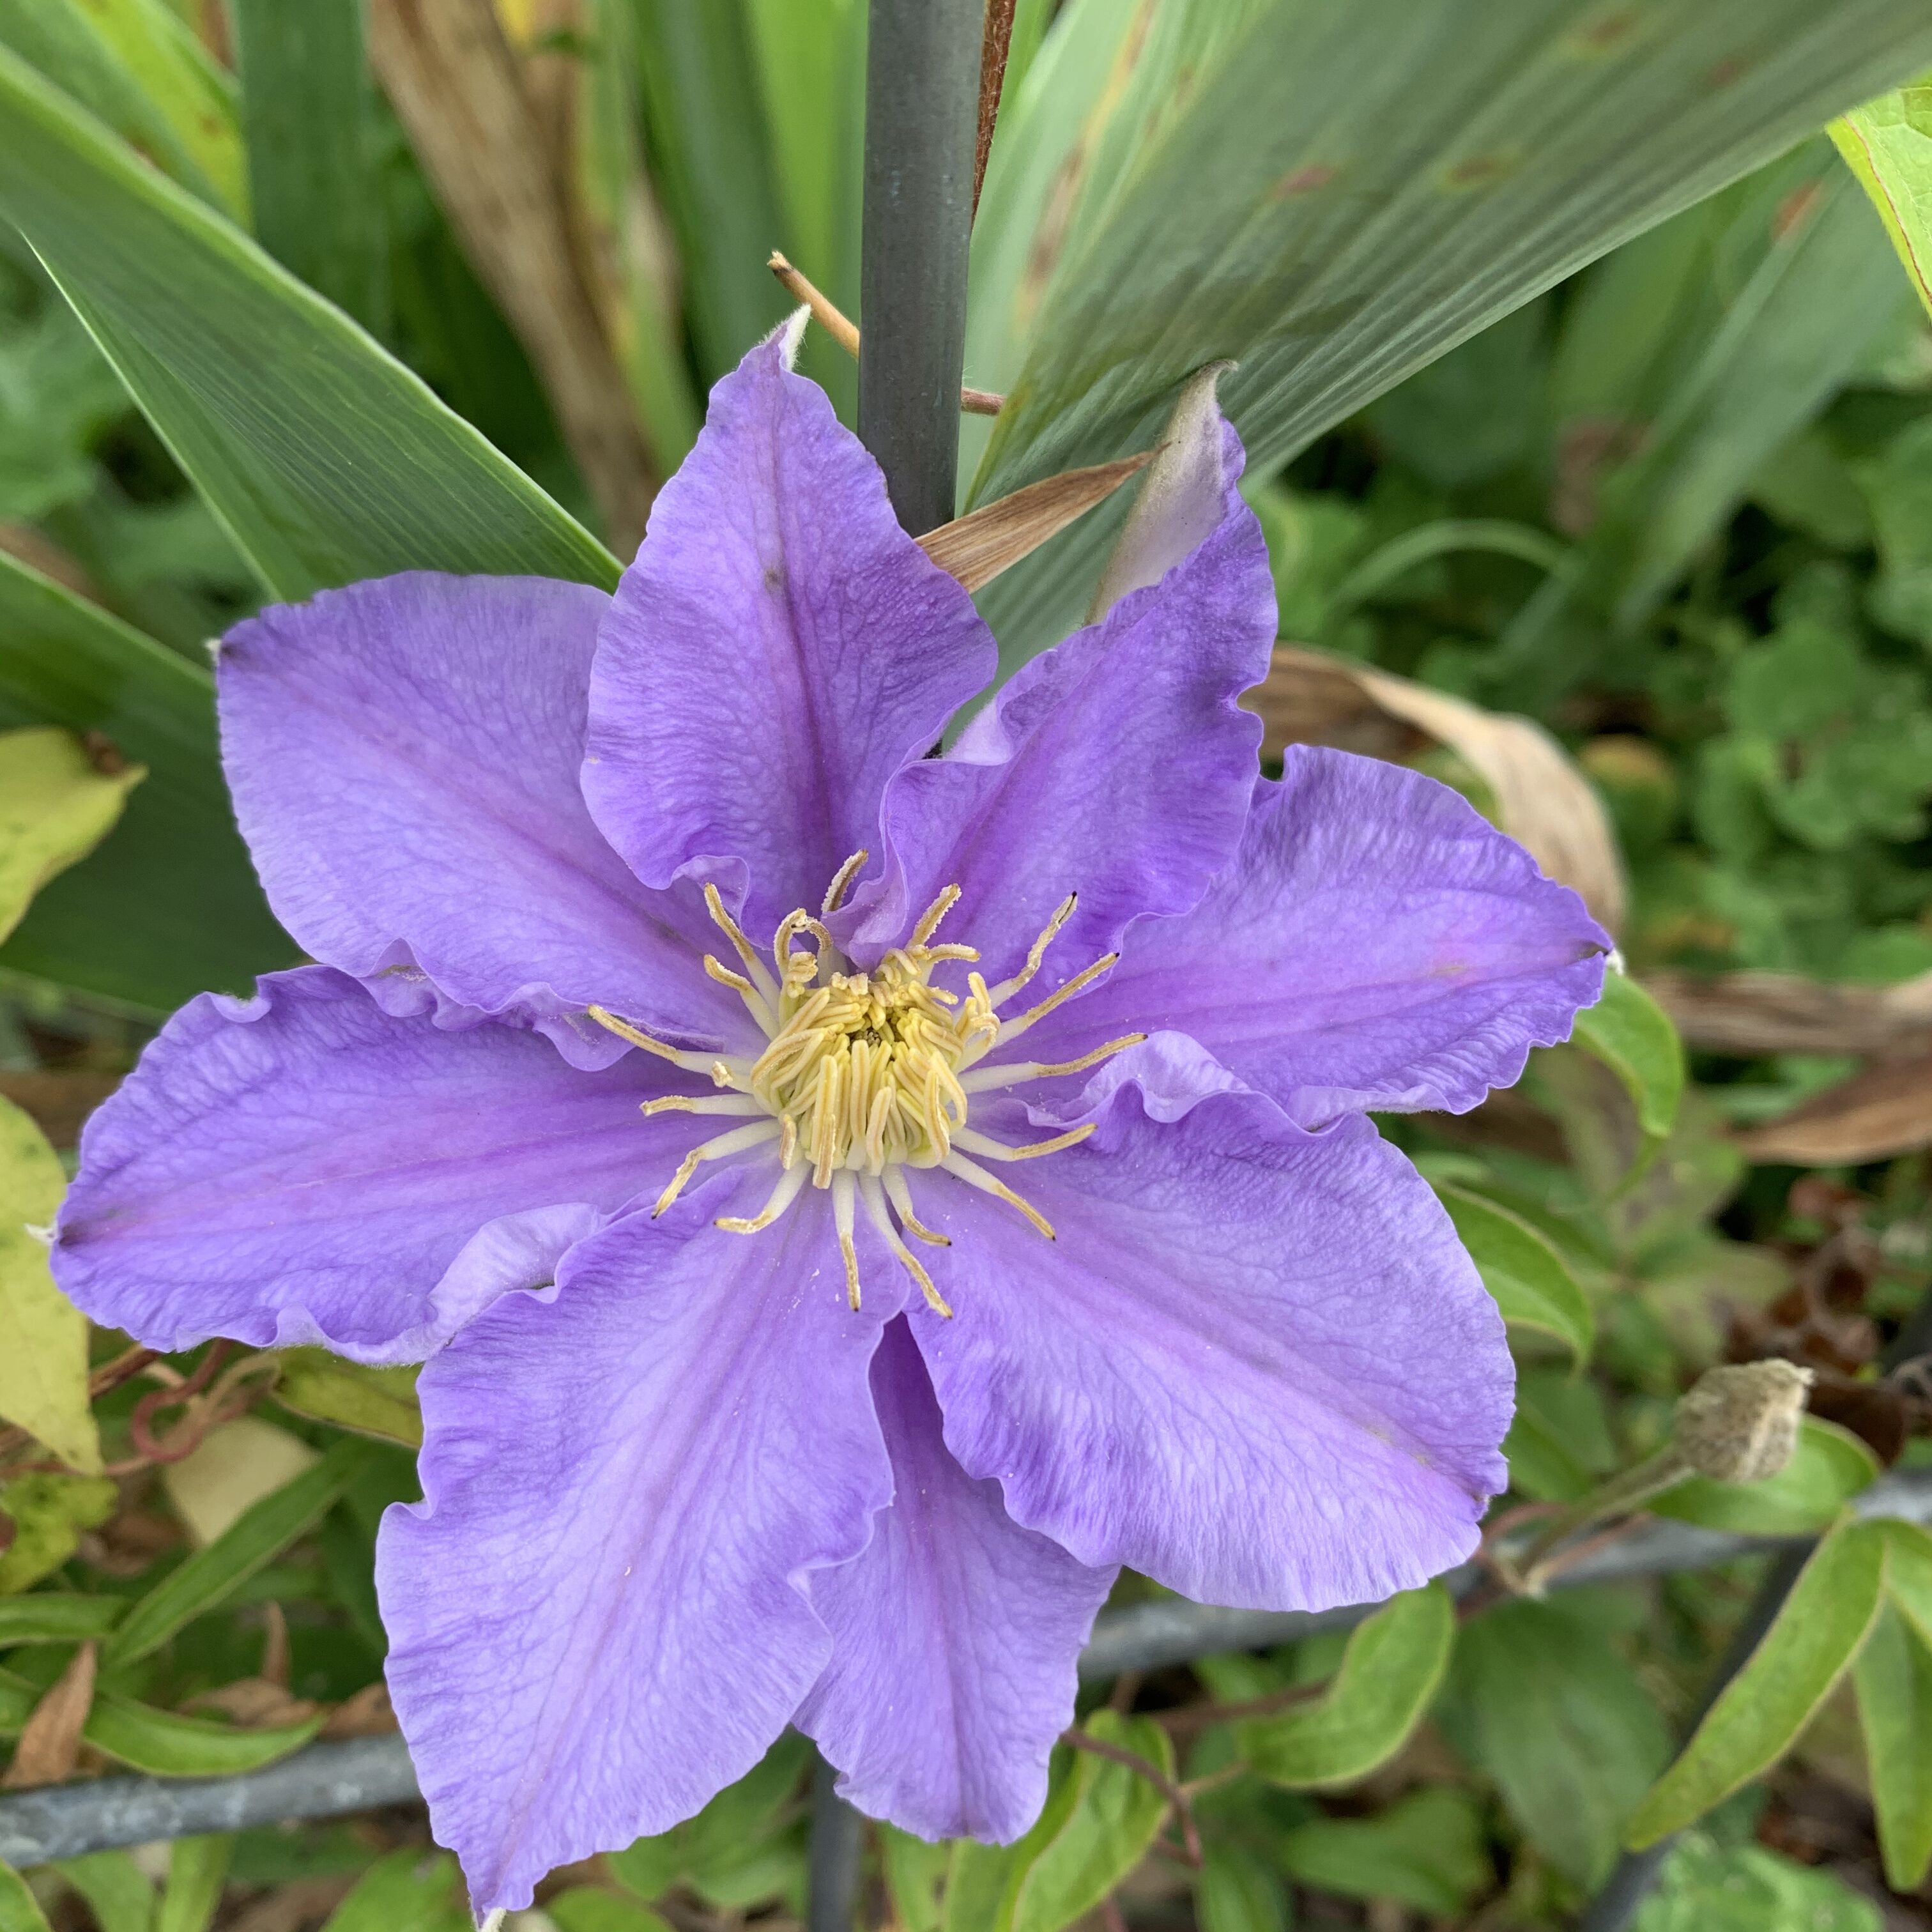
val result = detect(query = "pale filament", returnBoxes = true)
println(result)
[587,865,1146,1315]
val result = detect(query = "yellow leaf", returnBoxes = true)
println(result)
[0,726,144,942]
[0,1094,98,1472]
[161,1417,321,1547]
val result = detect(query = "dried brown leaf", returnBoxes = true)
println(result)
[1644,969,1932,1058]
[3,1639,95,1788]
[226,1875,360,1932]
[917,455,1148,594]
[321,1680,399,1739]
[1248,645,1627,933]
[367,0,655,548]
[185,1676,323,1730]
[1735,1052,1932,1167]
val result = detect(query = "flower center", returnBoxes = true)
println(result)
[584,857,1142,1318]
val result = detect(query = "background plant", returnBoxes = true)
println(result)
[4,2,1932,1929]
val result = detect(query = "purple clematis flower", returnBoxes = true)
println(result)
[53,321,1607,1914]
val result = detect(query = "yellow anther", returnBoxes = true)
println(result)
[703,954,758,997]
[941,1151,1055,1240]
[704,883,780,1002]
[715,1162,809,1234]
[586,1004,723,1074]
[860,1174,952,1317]
[988,893,1077,1005]
[992,953,1120,1048]
[909,884,962,949]
[641,1094,762,1119]
[823,847,870,914]
[956,1122,1096,1162]
[652,1119,781,1217]
[884,1167,949,1246]
[959,1034,1146,1093]
[832,1172,862,1311]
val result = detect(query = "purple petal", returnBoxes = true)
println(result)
[52,968,694,1363]
[795,1318,1115,1843]
[836,408,1272,988]
[378,1189,899,1913]
[219,572,739,1070]
[584,328,997,940]
[1028,748,1609,1126]
[910,1084,1512,1612]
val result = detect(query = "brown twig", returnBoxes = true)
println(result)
[972,0,1019,220]
[1156,1677,1326,1739]
[767,253,1004,415]
[0,1345,158,1472]
[1061,1728,1202,1867]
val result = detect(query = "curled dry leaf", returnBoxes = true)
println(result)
[1247,645,1628,935]
[2,1638,96,1788]
[320,1680,399,1739]
[1736,1051,1932,1167]
[1644,967,1932,1057]
[917,455,1149,593]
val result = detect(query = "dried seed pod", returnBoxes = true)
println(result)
[1672,1360,1815,1485]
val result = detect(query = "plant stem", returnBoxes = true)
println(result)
[856,0,983,535]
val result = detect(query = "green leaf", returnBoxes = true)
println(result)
[1004,1711,1177,1932]
[880,1826,949,1932]
[273,1351,422,1450]
[0,1473,116,1593]
[0,0,236,213]
[318,1850,473,1932]
[1240,1583,1453,1789]
[0,550,291,1009]
[1853,1603,1932,1891]
[105,1437,377,1663]
[1194,1841,1289,1932]
[1880,1517,1932,1650]
[0,1862,52,1932]
[1434,1183,1595,1365]
[544,1890,673,1932]
[0,1094,98,1472]
[1438,1595,1670,1887]
[1627,1516,1889,1846]
[49,1851,153,1932]
[1572,969,1685,1144]
[0,725,141,945]
[967,0,1932,666]
[1277,1786,1490,1917]
[1832,79,1932,318]
[940,1841,1020,1932]
[229,0,387,332]
[0,1592,122,1647]
[0,1666,36,1735]
[1638,1832,1883,1932]
[84,1691,322,1776]
[1651,1414,1879,1536]
[0,42,617,601]
[156,1836,231,1932]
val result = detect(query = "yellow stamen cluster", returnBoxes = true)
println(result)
[586,859,1144,1319]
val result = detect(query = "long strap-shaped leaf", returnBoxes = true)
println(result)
[0,550,292,1009]
[969,0,1932,660]
[0,44,619,604]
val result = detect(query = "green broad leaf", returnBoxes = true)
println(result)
[105,1437,377,1663]
[0,1473,117,1594]
[49,1851,153,1932]
[1832,79,1932,318]
[0,551,293,1010]
[1882,1518,1932,1650]
[1003,1711,1177,1932]
[1504,1367,1618,1503]
[1638,1832,1883,1932]
[0,1861,53,1932]
[1578,144,1909,628]
[880,1825,949,1932]
[0,1094,98,1473]
[156,1836,231,1932]
[318,1850,473,1932]
[1626,1516,1889,1847]
[940,1841,1020,1932]
[1572,969,1685,1144]
[273,1352,422,1450]
[1194,1841,1290,1932]
[1277,1786,1490,1918]
[966,0,1932,667]
[1240,1583,1453,1789]
[0,1665,36,1734]
[0,1592,121,1647]
[544,1891,672,1932]
[1434,1183,1595,1365]
[0,43,618,602]
[1438,1595,1670,1887]
[0,725,142,945]
[1853,1603,1932,1891]
[84,1690,322,1777]
[229,0,386,332]
[1651,1414,1880,1536]
[0,0,236,213]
